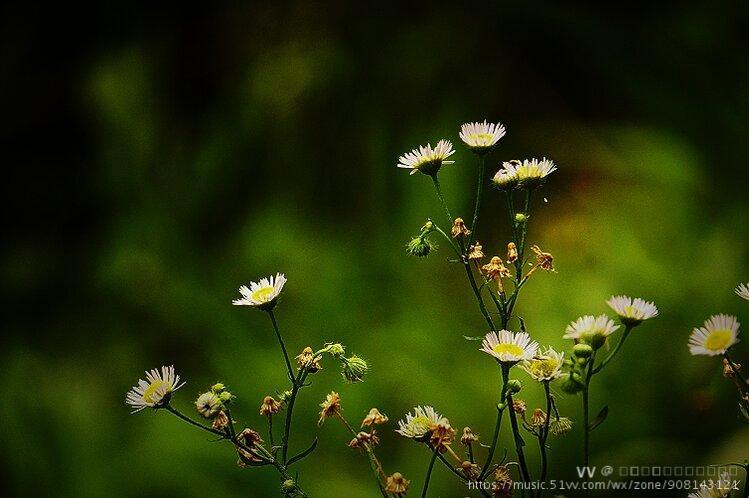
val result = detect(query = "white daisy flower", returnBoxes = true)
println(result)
[481,330,539,363]
[459,120,506,153]
[500,158,557,189]
[564,315,620,349]
[397,139,455,176]
[688,314,740,356]
[396,405,448,440]
[606,295,658,325]
[687,472,732,497]
[126,365,185,413]
[232,273,287,310]
[521,347,565,381]
[491,168,518,190]
[735,282,749,301]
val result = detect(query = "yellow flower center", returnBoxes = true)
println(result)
[409,415,433,434]
[529,357,559,378]
[251,286,275,302]
[516,165,541,179]
[704,329,733,351]
[492,343,525,357]
[472,133,495,145]
[143,380,168,404]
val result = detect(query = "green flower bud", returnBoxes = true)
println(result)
[421,220,434,232]
[514,213,528,223]
[573,343,593,358]
[406,236,433,258]
[281,479,297,495]
[579,331,607,350]
[342,355,368,383]
[327,343,346,357]
[278,390,293,404]
[218,391,233,403]
[211,383,226,393]
[506,379,522,394]
[560,373,585,394]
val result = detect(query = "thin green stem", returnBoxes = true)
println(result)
[336,414,388,497]
[505,374,531,485]
[165,405,227,438]
[281,368,309,464]
[430,174,453,226]
[480,364,509,479]
[593,325,632,374]
[431,224,462,258]
[582,352,596,497]
[268,416,275,448]
[468,155,486,248]
[268,310,295,383]
[538,382,552,497]
[421,446,440,498]
[463,260,497,331]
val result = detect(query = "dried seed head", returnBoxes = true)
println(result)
[385,473,410,496]
[512,399,527,416]
[460,426,478,445]
[341,355,368,383]
[549,417,573,436]
[451,218,471,239]
[348,431,380,449]
[260,395,281,416]
[361,408,389,427]
[318,392,342,425]
[506,242,518,263]
[493,465,513,497]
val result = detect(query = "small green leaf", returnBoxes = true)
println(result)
[287,437,318,466]
[588,405,609,431]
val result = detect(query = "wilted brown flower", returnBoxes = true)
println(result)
[493,465,513,497]
[482,256,511,281]
[259,395,281,416]
[236,428,265,465]
[468,242,485,262]
[212,411,230,430]
[385,472,410,496]
[531,408,547,427]
[506,242,518,263]
[429,420,455,452]
[461,460,480,480]
[295,346,321,373]
[723,358,741,379]
[512,399,527,416]
[460,426,478,445]
[361,408,389,427]
[347,431,380,449]
[318,391,342,425]
[530,245,554,272]
[451,217,471,239]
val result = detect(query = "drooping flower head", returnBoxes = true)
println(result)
[549,417,573,436]
[396,405,448,440]
[126,365,185,413]
[318,391,342,425]
[385,473,410,497]
[736,282,749,301]
[481,330,539,364]
[688,314,740,356]
[459,120,506,154]
[232,273,287,311]
[493,158,557,190]
[397,140,455,176]
[361,408,389,427]
[521,347,565,382]
[606,295,658,326]
[563,315,620,350]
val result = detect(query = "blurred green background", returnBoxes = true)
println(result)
[2,1,748,496]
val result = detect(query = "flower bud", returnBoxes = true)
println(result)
[507,379,522,394]
[560,373,585,394]
[211,383,226,394]
[260,395,281,416]
[406,236,433,258]
[195,391,223,419]
[281,479,297,494]
[327,343,346,357]
[218,391,233,403]
[342,355,368,383]
[584,332,607,350]
[573,343,593,358]
[514,213,528,223]
[460,427,478,445]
